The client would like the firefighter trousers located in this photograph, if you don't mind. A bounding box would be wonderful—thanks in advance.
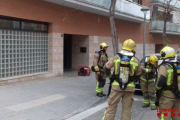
[141,81,156,106]
[95,72,106,94]
[158,95,180,120]
[102,89,134,120]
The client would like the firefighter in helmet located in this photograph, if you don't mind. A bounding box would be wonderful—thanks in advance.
[141,55,158,110]
[102,39,142,120]
[93,42,109,97]
[156,46,180,120]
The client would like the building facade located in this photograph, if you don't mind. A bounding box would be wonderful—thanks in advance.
[0,0,179,83]
[150,0,180,52]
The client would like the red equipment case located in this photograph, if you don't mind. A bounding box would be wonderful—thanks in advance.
[78,66,91,76]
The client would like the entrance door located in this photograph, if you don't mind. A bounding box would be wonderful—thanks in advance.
[155,44,164,53]
[63,34,72,69]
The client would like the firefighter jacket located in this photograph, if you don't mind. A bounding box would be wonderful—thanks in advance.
[93,51,108,72]
[140,64,157,83]
[105,55,142,92]
[156,63,177,98]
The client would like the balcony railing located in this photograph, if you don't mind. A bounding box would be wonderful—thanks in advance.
[44,0,150,23]
[151,0,180,9]
[78,0,150,20]
[150,21,180,35]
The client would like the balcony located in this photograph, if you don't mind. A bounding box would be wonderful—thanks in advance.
[151,0,180,10]
[150,21,180,35]
[44,0,150,23]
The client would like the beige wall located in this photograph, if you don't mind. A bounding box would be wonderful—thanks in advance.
[119,43,155,60]
[89,36,114,68]
[72,35,89,70]
[48,33,64,77]
[134,44,155,60]
[89,37,155,64]
[168,44,180,53]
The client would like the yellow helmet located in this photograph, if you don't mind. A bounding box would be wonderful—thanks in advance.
[100,42,109,50]
[160,46,176,60]
[122,39,136,52]
[148,55,158,65]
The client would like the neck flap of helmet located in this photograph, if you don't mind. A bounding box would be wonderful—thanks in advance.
[119,50,133,56]
[165,58,178,63]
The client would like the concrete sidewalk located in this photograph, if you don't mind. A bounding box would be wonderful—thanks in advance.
[83,98,159,120]
[67,93,159,120]
[0,73,109,120]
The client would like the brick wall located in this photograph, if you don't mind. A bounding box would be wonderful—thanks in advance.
[150,34,180,53]
[0,0,150,44]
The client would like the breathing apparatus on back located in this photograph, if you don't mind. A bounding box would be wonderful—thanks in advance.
[91,42,108,72]
[160,46,180,98]
[117,39,135,90]
[118,50,133,90]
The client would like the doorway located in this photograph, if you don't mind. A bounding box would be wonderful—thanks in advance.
[63,34,72,70]
[155,44,164,53]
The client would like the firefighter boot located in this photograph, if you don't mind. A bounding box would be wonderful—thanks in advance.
[142,100,150,107]
[151,102,157,110]
[97,93,103,98]
[101,93,106,96]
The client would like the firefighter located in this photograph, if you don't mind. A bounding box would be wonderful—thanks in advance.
[140,55,158,110]
[177,51,180,62]
[93,42,109,97]
[156,46,180,120]
[102,39,142,120]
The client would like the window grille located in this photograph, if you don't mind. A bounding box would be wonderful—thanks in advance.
[0,30,48,79]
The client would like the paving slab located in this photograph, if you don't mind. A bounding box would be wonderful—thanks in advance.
[0,72,108,120]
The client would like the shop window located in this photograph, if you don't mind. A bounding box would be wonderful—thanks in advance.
[22,22,48,32]
[0,19,20,29]
[0,17,48,32]
[0,30,49,79]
